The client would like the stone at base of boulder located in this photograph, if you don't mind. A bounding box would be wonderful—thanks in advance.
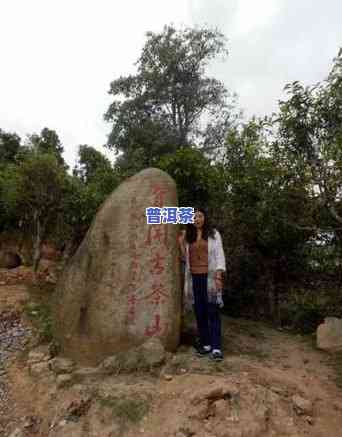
[100,338,166,374]
[140,338,166,367]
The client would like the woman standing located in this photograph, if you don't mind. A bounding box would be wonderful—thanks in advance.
[178,208,226,361]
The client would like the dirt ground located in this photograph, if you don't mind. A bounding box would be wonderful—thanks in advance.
[1,276,342,437]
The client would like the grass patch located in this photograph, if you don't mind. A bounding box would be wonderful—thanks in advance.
[23,301,54,343]
[191,359,235,376]
[23,282,58,347]
[99,395,150,425]
[164,353,190,374]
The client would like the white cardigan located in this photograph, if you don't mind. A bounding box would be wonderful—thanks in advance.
[183,229,226,310]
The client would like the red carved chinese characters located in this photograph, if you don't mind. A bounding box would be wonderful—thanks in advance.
[145,314,168,337]
[126,191,141,325]
[127,293,137,323]
[151,184,168,208]
[144,225,168,248]
[149,251,165,275]
[142,183,172,337]
[141,280,168,305]
[126,183,172,337]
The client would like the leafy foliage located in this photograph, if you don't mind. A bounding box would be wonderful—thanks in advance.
[0,129,21,164]
[104,25,233,170]
[156,147,220,207]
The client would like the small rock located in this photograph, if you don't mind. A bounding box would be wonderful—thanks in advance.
[177,426,196,437]
[28,350,48,363]
[292,394,313,416]
[57,374,73,389]
[65,396,92,420]
[49,357,75,374]
[72,367,103,383]
[140,338,166,367]
[100,355,120,374]
[8,428,25,437]
[305,415,314,425]
[46,273,57,284]
[23,415,41,433]
[282,364,291,370]
[29,362,51,377]
[164,374,173,381]
[270,385,288,397]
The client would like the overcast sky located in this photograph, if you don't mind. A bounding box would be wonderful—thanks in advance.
[1,0,342,168]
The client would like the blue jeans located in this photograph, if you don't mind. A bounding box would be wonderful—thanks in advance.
[192,273,222,350]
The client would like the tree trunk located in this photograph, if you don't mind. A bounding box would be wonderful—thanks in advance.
[335,230,342,282]
[273,287,281,327]
[33,210,42,272]
[60,239,74,269]
[267,269,281,326]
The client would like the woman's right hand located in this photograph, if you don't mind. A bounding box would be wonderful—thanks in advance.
[214,270,224,291]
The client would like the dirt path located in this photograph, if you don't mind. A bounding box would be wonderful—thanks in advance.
[1,282,342,437]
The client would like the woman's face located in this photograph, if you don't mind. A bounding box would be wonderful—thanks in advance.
[194,210,205,229]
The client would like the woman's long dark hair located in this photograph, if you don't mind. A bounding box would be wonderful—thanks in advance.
[185,207,216,244]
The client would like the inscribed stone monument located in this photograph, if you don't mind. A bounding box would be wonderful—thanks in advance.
[54,168,181,365]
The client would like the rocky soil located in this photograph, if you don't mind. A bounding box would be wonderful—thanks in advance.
[1,268,342,437]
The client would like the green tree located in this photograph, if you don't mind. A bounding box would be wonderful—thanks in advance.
[0,129,21,165]
[28,127,66,167]
[221,120,315,322]
[2,152,68,270]
[104,25,232,169]
[274,48,342,233]
[73,145,113,183]
[156,147,221,208]
[55,145,121,252]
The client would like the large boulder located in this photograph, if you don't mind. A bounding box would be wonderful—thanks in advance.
[317,317,342,352]
[54,168,181,366]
